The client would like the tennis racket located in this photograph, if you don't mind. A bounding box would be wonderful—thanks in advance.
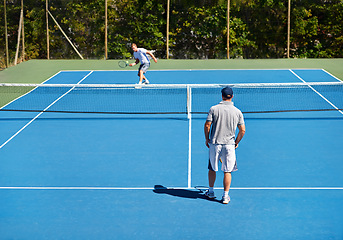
[194,186,208,193]
[118,60,129,68]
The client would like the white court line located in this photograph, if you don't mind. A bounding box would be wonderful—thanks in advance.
[0,71,93,149]
[187,117,192,188]
[58,68,325,72]
[0,186,342,190]
[187,86,192,188]
[289,69,343,115]
[321,69,343,82]
[0,71,62,110]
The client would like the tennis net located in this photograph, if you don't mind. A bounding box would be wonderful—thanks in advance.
[1,82,343,115]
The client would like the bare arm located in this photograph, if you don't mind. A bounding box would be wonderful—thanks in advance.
[235,124,246,149]
[129,58,140,67]
[146,51,158,63]
[204,121,212,148]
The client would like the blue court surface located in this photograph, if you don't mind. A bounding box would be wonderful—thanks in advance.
[1,69,343,239]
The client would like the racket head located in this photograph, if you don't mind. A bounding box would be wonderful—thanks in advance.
[194,186,208,193]
[118,60,128,68]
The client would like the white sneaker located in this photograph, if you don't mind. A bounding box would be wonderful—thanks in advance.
[135,82,143,89]
[143,79,150,84]
[204,190,215,199]
[222,195,230,204]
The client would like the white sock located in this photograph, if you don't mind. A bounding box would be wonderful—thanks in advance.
[209,187,214,193]
[223,191,229,197]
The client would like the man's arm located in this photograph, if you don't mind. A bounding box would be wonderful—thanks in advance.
[235,124,246,149]
[204,121,212,148]
[147,51,158,63]
[129,58,140,67]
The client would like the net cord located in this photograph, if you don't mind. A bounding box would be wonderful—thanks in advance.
[1,81,342,88]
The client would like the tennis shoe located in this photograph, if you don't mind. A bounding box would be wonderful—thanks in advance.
[135,83,143,89]
[222,195,230,204]
[204,190,216,199]
[143,79,150,84]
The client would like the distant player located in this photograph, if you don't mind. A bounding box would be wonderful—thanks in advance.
[129,43,157,85]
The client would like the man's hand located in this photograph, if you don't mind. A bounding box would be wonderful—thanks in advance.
[205,139,210,148]
[129,59,139,67]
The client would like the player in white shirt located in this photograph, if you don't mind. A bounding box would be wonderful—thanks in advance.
[129,43,158,85]
[204,87,246,204]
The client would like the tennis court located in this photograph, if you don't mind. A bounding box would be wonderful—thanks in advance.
[1,68,343,239]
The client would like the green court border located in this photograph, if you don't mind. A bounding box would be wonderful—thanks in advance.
[0,59,342,84]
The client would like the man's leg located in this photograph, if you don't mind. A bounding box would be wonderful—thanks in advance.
[208,170,216,188]
[223,172,232,192]
[138,63,150,84]
[221,172,232,203]
[138,70,144,84]
[205,144,219,199]
[205,169,216,199]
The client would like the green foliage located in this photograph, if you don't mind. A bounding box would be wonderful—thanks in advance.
[232,0,288,58]
[170,5,227,58]
[229,17,257,58]
[0,0,342,62]
[291,0,343,58]
[107,0,165,59]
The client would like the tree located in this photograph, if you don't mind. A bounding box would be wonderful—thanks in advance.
[108,0,165,59]
[1,0,342,62]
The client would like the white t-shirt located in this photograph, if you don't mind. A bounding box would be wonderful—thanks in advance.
[133,48,150,64]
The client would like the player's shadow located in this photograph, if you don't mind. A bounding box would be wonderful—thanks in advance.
[153,185,221,203]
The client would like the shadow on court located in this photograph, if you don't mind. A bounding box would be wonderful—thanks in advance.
[153,185,222,203]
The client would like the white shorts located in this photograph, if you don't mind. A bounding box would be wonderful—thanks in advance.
[138,63,150,73]
[209,144,237,173]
